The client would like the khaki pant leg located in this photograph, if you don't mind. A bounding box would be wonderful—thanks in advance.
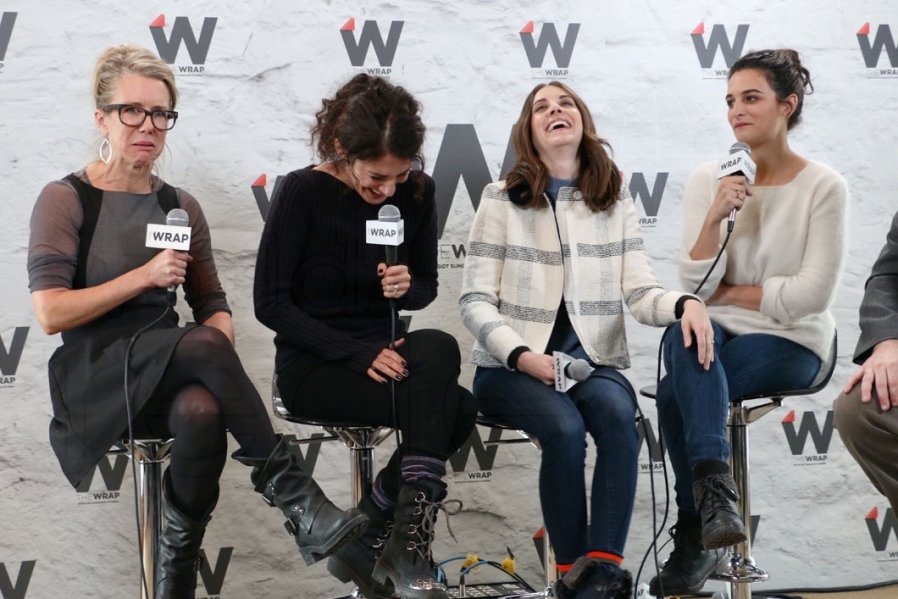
[834,385,898,512]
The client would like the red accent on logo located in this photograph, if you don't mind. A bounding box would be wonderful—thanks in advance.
[150,14,166,28]
[691,22,705,35]
[858,22,871,35]
[521,21,535,34]
[252,174,267,187]
[867,507,879,520]
[782,410,796,424]
[341,18,355,31]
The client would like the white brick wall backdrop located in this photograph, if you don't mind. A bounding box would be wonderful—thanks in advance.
[2,1,897,597]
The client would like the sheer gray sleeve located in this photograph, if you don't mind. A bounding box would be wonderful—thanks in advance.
[177,189,231,323]
[27,179,82,292]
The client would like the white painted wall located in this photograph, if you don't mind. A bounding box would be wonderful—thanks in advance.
[2,1,897,597]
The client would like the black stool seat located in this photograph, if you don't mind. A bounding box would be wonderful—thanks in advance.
[270,374,393,508]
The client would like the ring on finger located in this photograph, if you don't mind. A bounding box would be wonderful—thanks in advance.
[393,283,399,293]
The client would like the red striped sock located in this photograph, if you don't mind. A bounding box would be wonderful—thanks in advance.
[587,550,623,566]
[556,562,574,573]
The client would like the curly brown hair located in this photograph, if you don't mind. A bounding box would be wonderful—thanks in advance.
[311,73,426,166]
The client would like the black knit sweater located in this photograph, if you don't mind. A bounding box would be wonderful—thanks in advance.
[254,166,438,375]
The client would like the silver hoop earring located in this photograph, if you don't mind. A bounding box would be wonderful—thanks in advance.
[98,138,112,164]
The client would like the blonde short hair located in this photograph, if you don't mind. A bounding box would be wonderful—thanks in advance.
[92,45,178,109]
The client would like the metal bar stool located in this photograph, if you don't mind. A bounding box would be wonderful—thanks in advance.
[270,376,394,506]
[108,437,174,599]
[640,332,837,599]
[476,414,557,598]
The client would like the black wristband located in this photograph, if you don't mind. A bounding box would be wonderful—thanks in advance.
[675,295,700,319]
[507,346,530,370]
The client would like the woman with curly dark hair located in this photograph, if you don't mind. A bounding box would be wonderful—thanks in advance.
[254,73,476,599]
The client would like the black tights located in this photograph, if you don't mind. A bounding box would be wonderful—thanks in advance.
[131,326,277,519]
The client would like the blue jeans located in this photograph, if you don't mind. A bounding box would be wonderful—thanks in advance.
[656,321,821,512]
[473,332,638,563]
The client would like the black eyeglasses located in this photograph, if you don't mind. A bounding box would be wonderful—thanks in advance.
[102,104,179,131]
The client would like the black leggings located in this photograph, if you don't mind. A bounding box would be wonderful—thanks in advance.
[131,326,277,519]
[278,329,477,502]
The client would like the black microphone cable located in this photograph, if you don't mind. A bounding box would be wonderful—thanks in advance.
[636,237,730,599]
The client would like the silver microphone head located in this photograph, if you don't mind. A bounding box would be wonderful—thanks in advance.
[377,204,401,223]
[729,141,751,156]
[567,359,592,382]
[166,208,189,227]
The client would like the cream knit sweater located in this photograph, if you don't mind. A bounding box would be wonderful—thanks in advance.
[679,160,848,362]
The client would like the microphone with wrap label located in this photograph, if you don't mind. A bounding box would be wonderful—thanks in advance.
[376,204,402,266]
[553,351,593,392]
[159,208,190,306]
[717,141,757,231]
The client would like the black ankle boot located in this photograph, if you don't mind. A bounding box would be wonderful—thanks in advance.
[233,435,369,565]
[372,478,461,599]
[692,461,746,550]
[555,557,632,599]
[327,494,395,599]
[155,470,218,599]
[648,512,727,597]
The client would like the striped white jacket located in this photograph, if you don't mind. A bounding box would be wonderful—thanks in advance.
[459,181,692,369]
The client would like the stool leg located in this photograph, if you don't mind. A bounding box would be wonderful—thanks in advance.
[127,440,173,599]
[348,444,376,506]
[711,407,768,596]
[544,528,557,588]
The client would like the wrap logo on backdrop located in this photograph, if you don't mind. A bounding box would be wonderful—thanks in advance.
[251,174,285,222]
[857,23,898,78]
[197,547,233,599]
[691,22,750,79]
[75,454,128,504]
[781,409,834,466]
[636,418,663,473]
[0,11,16,73]
[0,327,29,388]
[448,427,503,484]
[519,21,580,79]
[0,560,35,599]
[865,507,898,559]
[149,14,217,75]
[628,172,668,228]
[340,18,403,76]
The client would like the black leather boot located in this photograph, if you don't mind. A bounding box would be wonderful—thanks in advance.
[233,435,369,565]
[327,494,395,599]
[155,470,218,599]
[554,557,632,599]
[372,478,461,599]
[692,461,746,550]
[648,512,727,597]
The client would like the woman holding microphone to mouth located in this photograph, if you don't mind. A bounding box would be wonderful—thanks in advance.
[651,49,848,597]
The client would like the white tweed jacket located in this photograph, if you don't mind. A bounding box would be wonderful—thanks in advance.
[459,181,692,369]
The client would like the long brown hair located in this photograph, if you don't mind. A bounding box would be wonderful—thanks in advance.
[504,81,620,212]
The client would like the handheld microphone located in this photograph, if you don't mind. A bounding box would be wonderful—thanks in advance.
[377,204,401,266]
[367,204,404,268]
[717,142,757,229]
[165,209,189,304]
[553,352,593,392]
[145,208,191,306]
